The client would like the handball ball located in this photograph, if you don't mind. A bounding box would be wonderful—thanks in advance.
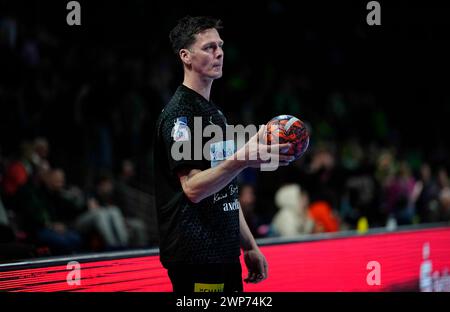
[264,115,310,160]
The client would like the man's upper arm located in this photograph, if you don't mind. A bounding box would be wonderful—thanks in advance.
[159,103,206,177]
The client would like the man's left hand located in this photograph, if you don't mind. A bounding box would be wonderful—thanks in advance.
[243,248,268,284]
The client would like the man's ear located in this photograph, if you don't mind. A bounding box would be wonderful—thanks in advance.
[180,49,191,66]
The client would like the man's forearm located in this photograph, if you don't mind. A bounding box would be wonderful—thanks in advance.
[239,208,259,251]
[181,158,246,203]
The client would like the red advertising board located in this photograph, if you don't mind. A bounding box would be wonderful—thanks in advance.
[243,227,450,291]
[1,227,449,292]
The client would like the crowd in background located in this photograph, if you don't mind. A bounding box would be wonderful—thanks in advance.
[1,1,449,260]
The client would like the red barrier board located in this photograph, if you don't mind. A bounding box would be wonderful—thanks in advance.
[1,227,449,292]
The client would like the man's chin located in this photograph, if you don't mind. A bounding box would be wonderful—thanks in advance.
[211,72,223,79]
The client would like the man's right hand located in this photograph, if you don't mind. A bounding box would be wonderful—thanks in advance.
[177,126,295,204]
[234,125,295,169]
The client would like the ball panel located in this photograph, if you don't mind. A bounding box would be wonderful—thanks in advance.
[265,114,310,160]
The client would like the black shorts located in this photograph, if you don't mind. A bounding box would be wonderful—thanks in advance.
[167,262,243,293]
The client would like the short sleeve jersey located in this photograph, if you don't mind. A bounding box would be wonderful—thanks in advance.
[153,85,240,268]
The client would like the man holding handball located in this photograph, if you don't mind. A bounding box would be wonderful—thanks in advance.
[153,16,300,292]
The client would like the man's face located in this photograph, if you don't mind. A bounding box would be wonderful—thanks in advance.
[184,28,224,79]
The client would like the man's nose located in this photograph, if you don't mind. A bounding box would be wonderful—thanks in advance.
[216,47,224,59]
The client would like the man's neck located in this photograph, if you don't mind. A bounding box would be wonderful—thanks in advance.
[183,74,213,101]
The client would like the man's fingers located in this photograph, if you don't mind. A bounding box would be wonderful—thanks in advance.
[260,143,292,154]
[257,258,267,282]
[262,259,269,280]
[245,272,258,283]
[261,155,295,162]
[278,154,296,162]
[257,258,265,276]
[245,259,267,284]
[257,125,267,143]
[278,143,292,154]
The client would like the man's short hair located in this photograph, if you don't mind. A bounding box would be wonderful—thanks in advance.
[169,16,222,54]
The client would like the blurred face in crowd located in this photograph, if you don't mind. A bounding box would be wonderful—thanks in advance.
[377,150,394,170]
[121,160,135,179]
[46,169,65,192]
[34,138,49,159]
[420,163,431,182]
[181,28,224,80]
[438,168,449,188]
[36,165,51,184]
[311,149,335,172]
[240,185,256,212]
[440,187,450,211]
[97,178,114,196]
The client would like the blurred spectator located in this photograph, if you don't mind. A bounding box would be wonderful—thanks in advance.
[115,159,153,247]
[115,160,150,246]
[375,149,397,187]
[271,184,315,237]
[438,187,450,222]
[308,200,340,233]
[304,144,343,210]
[31,137,51,173]
[437,167,449,189]
[113,163,149,247]
[383,161,417,225]
[340,158,381,230]
[239,183,266,238]
[117,159,140,190]
[0,196,8,227]
[2,142,34,198]
[415,163,440,223]
[436,167,450,222]
[0,195,15,243]
[76,173,130,249]
[19,169,83,255]
[1,194,37,261]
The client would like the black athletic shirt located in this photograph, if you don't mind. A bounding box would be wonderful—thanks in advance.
[153,84,240,268]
